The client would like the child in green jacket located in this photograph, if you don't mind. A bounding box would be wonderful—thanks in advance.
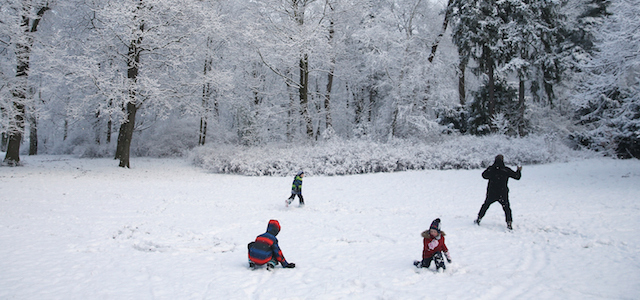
[286,171,304,207]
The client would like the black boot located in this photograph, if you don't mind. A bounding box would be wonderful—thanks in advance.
[266,262,275,271]
[413,260,422,268]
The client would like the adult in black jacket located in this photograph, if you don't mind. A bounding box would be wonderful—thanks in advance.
[474,154,522,230]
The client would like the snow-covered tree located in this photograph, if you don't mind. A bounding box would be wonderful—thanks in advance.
[337,0,457,140]
[451,0,506,121]
[450,0,566,136]
[53,0,214,167]
[195,1,237,146]
[572,0,640,158]
[248,0,328,141]
[500,0,564,135]
[387,0,444,139]
[0,0,50,164]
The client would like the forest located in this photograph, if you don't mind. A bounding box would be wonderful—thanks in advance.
[1,0,638,171]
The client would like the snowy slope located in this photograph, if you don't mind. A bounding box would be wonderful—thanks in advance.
[1,156,639,299]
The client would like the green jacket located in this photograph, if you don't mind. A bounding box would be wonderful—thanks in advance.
[291,174,303,194]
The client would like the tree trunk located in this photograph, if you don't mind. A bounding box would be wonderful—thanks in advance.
[355,90,365,125]
[27,89,40,154]
[458,60,466,106]
[428,0,454,63]
[292,1,313,139]
[286,76,297,142]
[299,53,313,138]
[355,87,369,137]
[325,10,335,131]
[63,119,68,141]
[94,111,101,144]
[325,66,334,130]
[544,81,554,108]
[115,99,140,169]
[116,102,137,168]
[107,119,112,144]
[1,133,7,152]
[115,118,126,160]
[4,3,31,165]
[25,6,48,156]
[199,115,208,146]
[4,102,24,165]
[486,49,495,118]
[199,81,210,146]
[115,9,143,168]
[518,78,526,136]
[28,112,37,155]
[5,65,27,164]
[391,103,399,138]
[6,4,49,162]
[344,82,352,139]
[106,100,113,144]
[199,37,215,146]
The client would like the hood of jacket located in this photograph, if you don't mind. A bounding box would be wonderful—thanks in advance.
[267,219,281,236]
[492,154,505,168]
[422,230,445,239]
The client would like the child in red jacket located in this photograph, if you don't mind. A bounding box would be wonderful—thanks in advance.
[414,218,452,271]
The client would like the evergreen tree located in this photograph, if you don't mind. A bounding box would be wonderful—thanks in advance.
[468,76,518,135]
[451,0,506,122]
[501,0,565,133]
[573,0,639,158]
[451,0,565,136]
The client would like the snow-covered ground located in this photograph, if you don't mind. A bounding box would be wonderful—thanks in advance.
[1,155,639,299]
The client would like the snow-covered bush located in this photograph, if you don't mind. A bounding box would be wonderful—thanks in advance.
[132,118,199,158]
[189,134,595,176]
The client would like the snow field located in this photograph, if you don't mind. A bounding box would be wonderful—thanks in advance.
[1,156,639,299]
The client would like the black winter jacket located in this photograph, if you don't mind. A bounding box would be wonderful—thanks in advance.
[482,162,521,200]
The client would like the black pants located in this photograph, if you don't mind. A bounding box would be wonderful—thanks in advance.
[478,196,512,222]
[288,193,304,205]
[421,252,445,270]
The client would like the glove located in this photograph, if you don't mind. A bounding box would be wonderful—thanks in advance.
[447,259,452,263]
[283,262,296,268]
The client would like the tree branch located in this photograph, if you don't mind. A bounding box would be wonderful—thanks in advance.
[257,49,301,89]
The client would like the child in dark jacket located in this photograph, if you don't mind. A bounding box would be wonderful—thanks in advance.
[414,218,452,271]
[248,219,295,270]
[286,171,304,207]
